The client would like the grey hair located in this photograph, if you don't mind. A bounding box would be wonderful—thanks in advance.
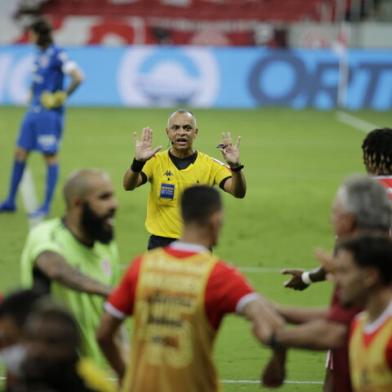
[337,174,391,232]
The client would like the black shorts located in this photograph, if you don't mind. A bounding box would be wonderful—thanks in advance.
[147,235,177,250]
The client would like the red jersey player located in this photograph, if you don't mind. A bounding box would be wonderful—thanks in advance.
[268,175,391,392]
[97,185,283,392]
[362,127,392,199]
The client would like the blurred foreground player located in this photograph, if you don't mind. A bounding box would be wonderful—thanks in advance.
[0,17,83,218]
[263,234,392,392]
[16,302,116,392]
[20,169,120,369]
[336,235,392,392]
[282,127,392,290]
[0,289,41,390]
[97,185,282,391]
[265,175,391,392]
[281,128,392,389]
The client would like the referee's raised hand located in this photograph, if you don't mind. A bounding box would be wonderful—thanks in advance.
[133,127,162,162]
[218,131,241,166]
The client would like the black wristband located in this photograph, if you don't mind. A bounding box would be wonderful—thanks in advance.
[130,158,145,172]
[230,164,244,172]
[267,333,282,349]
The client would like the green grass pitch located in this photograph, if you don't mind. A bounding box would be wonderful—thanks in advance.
[1,106,391,391]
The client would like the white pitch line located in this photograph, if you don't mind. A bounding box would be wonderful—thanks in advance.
[119,264,304,273]
[336,111,379,133]
[0,376,322,385]
[222,379,322,385]
[239,266,299,273]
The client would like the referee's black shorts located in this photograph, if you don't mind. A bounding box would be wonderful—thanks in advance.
[147,235,177,250]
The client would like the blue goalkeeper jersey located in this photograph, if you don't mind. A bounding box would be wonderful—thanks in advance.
[31,45,69,112]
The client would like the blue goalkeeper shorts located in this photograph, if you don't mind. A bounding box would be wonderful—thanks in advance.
[17,109,64,154]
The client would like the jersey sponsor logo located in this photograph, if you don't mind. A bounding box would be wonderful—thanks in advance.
[137,255,211,367]
[160,183,175,200]
[101,258,112,277]
[360,371,369,386]
[32,73,43,84]
[37,134,57,148]
[118,47,219,107]
[164,170,173,177]
[38,55,49,68]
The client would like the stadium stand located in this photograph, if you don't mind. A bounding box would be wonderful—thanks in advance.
[42,0,326,22]
[1,1,386,47]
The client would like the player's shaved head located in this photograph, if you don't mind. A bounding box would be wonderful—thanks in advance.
[63,169,109,208]
[167,109,197,129]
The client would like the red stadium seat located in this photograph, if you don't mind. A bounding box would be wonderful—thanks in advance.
[42,0,326,21]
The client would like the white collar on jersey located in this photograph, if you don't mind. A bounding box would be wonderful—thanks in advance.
[374,175,392,179]
[363,299,392,333]
[169,241,209,253]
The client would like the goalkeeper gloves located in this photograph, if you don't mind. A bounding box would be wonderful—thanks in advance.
[40,90,67,109]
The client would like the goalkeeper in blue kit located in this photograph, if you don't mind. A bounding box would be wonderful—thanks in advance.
[0,18,83,218]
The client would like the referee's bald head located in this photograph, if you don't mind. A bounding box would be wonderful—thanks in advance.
[167,109,197,129]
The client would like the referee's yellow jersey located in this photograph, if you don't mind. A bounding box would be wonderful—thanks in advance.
[142,150,231,238]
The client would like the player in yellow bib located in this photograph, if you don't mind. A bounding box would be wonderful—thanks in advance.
[97,186,283,392]
[123,109,247,249]
[334,234,392,392]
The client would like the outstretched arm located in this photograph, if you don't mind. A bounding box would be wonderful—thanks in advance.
[282,249,336,290]
[240,295,285,344]
[261,318,345,388]
[270,319,347,351]
[123,127,162,191]
[240,296,286,389]
[218,132,246,198]
[281,267,327,290]
[96,311,126,381]
[35,251,111,297]
[275,303,329,325]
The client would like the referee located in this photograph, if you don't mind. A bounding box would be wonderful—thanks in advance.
[123,109,247,249]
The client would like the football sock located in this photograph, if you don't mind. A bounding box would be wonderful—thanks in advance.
[5,160,26,206]
[42,163,59,211]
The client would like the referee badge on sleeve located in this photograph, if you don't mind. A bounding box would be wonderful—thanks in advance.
[160,183,175,200]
